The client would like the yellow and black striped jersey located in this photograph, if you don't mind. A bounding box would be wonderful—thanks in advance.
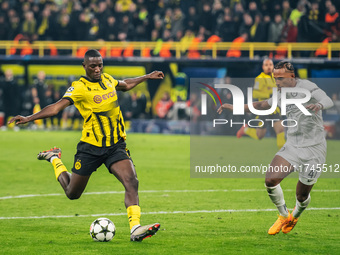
[63,73,126,147]
[252,72,276,101]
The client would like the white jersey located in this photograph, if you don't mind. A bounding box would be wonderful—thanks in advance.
[267,79,333,147]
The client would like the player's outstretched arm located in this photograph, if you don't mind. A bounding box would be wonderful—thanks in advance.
[8,98,71,125]
[217,100,270,114]
[116,71,164,92]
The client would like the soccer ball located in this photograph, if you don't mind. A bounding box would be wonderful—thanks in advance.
[89,218,116,242]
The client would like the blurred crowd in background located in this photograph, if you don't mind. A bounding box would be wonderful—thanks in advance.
[0,68,193,132]
[0,0,340,44]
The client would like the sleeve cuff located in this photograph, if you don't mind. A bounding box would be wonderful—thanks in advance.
[63,97,74,105]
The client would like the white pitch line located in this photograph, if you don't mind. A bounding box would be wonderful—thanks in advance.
[0,189,339,200]
[1,207,340,220]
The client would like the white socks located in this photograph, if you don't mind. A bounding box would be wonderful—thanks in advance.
[293,195,311,218]
[50,156,58,163]
[266,184,289,217]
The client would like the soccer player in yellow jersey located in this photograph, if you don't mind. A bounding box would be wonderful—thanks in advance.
[236,58,286,149]
[8,49,164,242]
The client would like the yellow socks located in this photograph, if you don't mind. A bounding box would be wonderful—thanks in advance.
[51,158,68,180]
[127,205,141,231]
[245,127,259,140]
[276,132,286,149]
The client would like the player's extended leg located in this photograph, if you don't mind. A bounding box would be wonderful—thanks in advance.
[282,181,313,234]
[265,155,294,235]
[37,147,90,200]
[273,121,285,150]
[109,159,160,241]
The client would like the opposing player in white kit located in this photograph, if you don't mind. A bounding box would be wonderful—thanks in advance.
[217,61,334,235]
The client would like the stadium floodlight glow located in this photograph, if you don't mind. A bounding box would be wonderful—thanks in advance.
[201,84,312,116]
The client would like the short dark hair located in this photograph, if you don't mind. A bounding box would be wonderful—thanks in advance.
[274,61,294,73]
[84,49,101,59]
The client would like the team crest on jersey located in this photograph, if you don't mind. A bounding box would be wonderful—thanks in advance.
[67,86,74,92]
[106,81,112,88]
[75,160,81,170]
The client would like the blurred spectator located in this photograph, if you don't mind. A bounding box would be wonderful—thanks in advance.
[95,1,112,27]
[31,71,47,109]
[37,8,53,40]
[99,15,118,41]
[219,14,236,42]
[21,11,36,40]
[119,15,134,41]
[248,1,260,20]
[238,13,253,36]
[185,6,199,33]
[87,18,100,41]
[171,7,184,38]
[200,3,214,35]
[325,4,339,32]
[56,14,71,41]
[0,14,9,40]
[249,14,267,42]
[124,92,147,120]
[308,1,321,22]
[8,12,20,40]
[290,1,305,26]
[268,14,285,43]
[281,0,292,22]
[155,91,173,119]
[280,19,298,42]
[326,93,340,115]
[0,69,20,125]
[212,0,224,33]
[163,8,172,31]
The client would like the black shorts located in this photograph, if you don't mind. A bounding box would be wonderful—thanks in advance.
[254,108,283,129]
[71,139,132,176]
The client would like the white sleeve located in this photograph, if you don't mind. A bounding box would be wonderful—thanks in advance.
[267,91,281,107]
[267,97,272,106]
[312,88,334,110]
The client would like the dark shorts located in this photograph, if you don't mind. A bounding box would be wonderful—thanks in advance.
[71,139,132,176]
[254,108,282,129]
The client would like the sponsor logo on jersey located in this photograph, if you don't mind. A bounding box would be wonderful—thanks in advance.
[67,86,74,92]
[93,91,117,104]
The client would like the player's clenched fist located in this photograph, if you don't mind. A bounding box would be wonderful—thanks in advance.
[147,71,164,79]
[217,104,233,114]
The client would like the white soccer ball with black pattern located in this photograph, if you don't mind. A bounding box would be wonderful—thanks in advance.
[90,218,116,242]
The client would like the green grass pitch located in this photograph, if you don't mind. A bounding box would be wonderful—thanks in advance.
[0,131,339,255]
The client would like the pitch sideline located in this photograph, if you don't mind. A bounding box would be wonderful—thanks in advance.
[0,189,339,200]
[1,207,340,220]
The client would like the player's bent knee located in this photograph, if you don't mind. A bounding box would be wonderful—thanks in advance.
[66,191,82,200]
